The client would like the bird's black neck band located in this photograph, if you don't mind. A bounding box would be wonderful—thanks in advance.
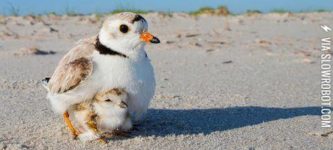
[95,36,128,58]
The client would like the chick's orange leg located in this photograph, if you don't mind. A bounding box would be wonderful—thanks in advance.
[63,111,79,139]
[87,115,107,143]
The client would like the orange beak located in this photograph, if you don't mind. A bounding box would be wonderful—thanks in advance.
[140,32,160,44]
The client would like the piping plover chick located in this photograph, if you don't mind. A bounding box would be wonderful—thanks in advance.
[72,88,132,142]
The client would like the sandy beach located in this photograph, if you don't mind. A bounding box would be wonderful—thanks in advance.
[0,12,332,149]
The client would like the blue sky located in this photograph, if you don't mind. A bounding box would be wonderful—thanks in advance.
[0,0,332,15]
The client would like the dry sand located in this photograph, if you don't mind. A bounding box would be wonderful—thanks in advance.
[0,12,332,149]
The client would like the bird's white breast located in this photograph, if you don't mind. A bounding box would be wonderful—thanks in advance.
[91,51,155,121]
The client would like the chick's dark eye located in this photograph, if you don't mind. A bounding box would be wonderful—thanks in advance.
[119,24,129,33]
[105,99,112,102]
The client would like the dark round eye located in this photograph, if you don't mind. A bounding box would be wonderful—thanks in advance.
[119,24,129,33]
[105,99,112,102]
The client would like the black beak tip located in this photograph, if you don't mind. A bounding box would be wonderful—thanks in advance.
[150,37,160,44]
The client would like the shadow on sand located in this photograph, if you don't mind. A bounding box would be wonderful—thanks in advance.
[132,106,321,137]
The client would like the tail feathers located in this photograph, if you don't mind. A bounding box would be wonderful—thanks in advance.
[41,77,50,91]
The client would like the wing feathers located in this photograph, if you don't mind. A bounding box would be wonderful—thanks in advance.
[49,57,93,93]
[48,36,96,94]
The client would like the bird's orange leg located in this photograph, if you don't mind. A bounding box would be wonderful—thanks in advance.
[63,111,80,139]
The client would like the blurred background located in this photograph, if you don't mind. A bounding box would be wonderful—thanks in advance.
[0,0,333,16]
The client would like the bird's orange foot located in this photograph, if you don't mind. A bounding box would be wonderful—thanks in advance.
[63,111,80,139]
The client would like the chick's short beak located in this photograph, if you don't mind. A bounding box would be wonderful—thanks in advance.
[119,101,128,108]
[140,32,160,44]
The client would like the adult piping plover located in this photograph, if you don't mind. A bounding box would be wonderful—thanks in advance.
[43,12,159,138]
[71,88,132,142]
